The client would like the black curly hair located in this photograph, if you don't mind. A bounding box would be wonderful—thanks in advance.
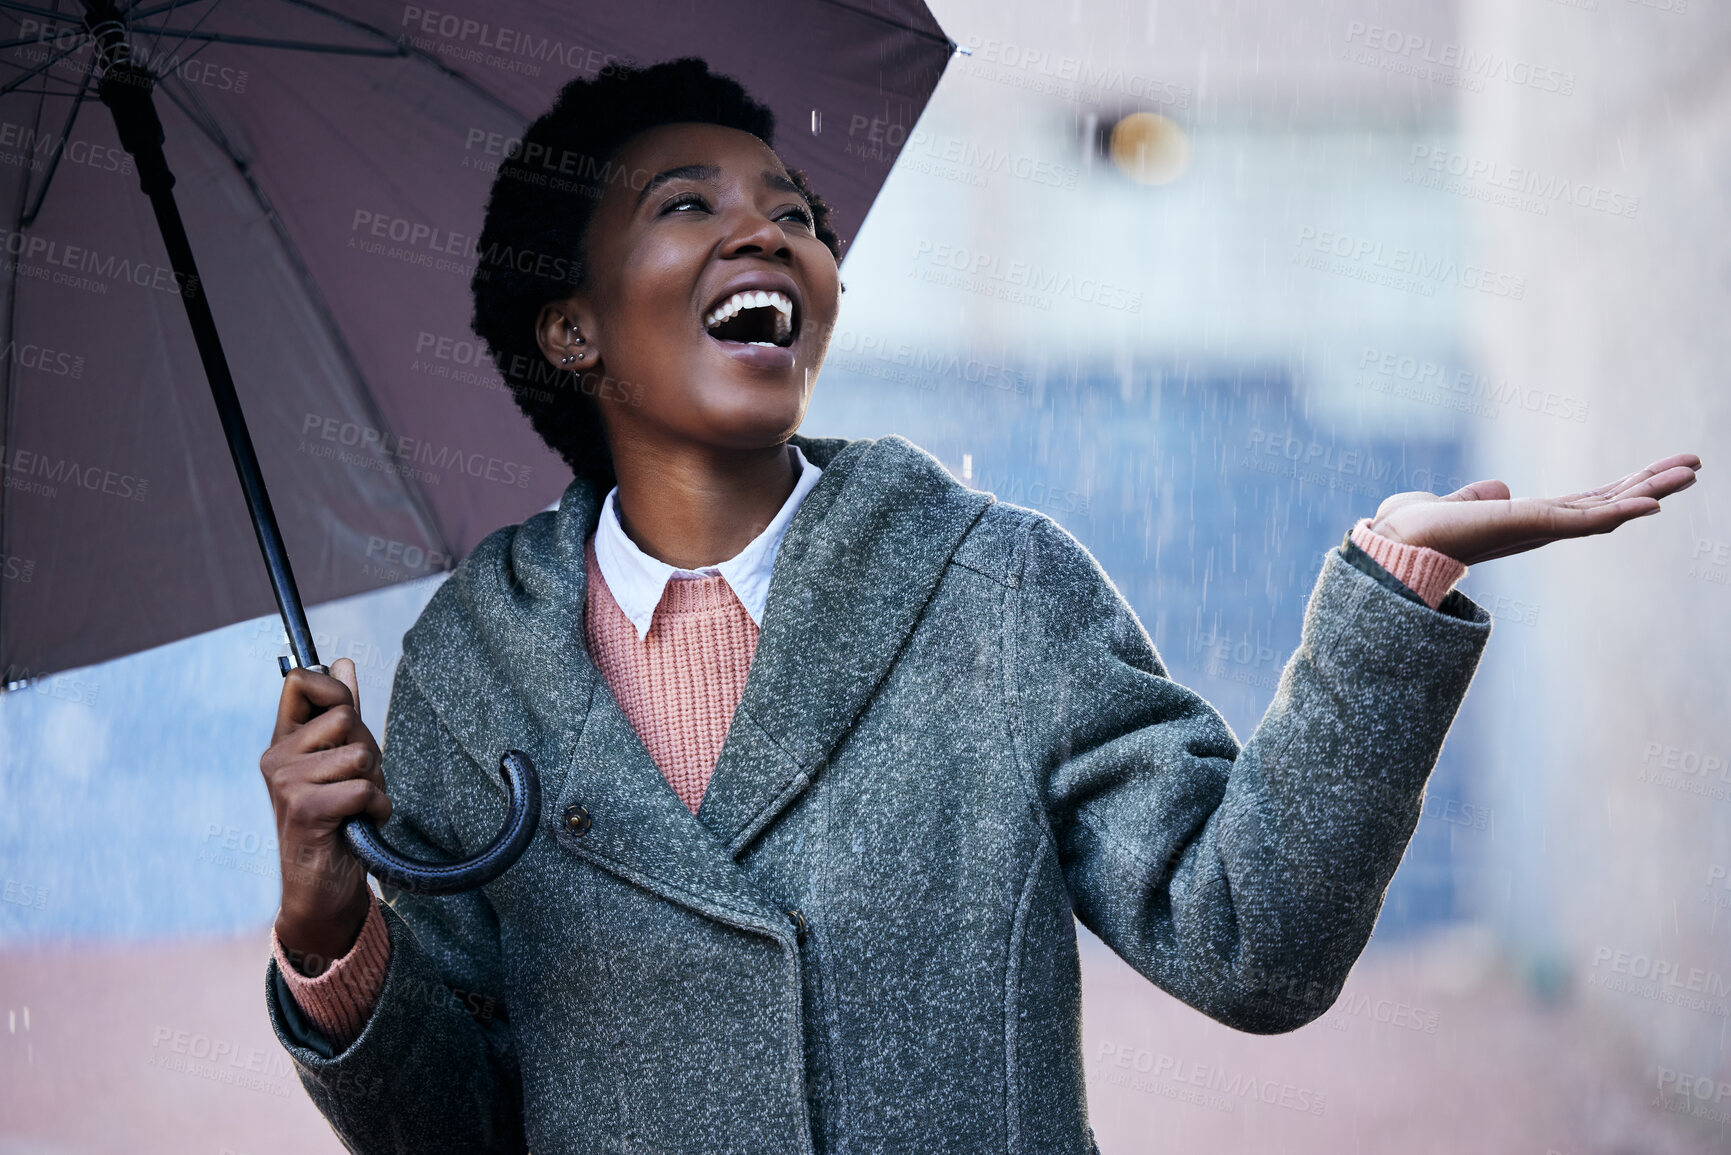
[469,57,843,491]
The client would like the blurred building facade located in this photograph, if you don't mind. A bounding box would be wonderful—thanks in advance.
[1460,0,1731,1099]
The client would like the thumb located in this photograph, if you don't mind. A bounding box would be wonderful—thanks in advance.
[331,656,361,718]
[1440,479,1511,503]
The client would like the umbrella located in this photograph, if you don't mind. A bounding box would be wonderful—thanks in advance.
[0,0,954,891]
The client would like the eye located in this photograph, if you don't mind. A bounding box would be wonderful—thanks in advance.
[777,204,815,229]
[661,192,709,214]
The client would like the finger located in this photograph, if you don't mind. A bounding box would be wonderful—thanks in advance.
[1527,460,1692,516]
[1642,451,1702,474]
[1586,455,1702,504]
[1597,464,1698,506]
[1541,497,1658,539]
[1368,492,1441,524]
[289,743,386,794]
[1556,457,1681,502]
[366,786,394,827]
[273,667,356,742]
[1452,493,1668,563]
[1443,482,1678,564]
[284,778,392,835]
[275,704,374,758]
[1553,468,1646,504]
[333,778,393,831]
[331,657,361,721]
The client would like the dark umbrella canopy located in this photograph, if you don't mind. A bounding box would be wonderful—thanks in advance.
[0,0,952,682]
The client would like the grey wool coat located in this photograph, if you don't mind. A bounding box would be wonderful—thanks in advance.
[264,432,1493,1154]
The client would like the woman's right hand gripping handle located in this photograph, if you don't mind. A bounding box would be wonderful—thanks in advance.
[260,656,392,978]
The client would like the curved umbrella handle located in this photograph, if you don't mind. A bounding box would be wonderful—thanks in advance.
[341,750,540,896]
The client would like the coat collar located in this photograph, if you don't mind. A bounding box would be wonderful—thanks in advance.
[400,433,995,924]
[592,441,823,639]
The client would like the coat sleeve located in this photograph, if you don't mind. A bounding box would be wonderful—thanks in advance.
[1006,512,1492,1034]
[263,660,527,1152]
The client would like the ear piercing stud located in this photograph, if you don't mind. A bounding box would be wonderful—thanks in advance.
[561,316,587,366]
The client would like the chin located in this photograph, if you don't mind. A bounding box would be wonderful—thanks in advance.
[724,419,807,452]
[682,399,806,452]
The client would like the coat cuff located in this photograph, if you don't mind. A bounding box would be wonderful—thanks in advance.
[1348,518,1467,610]
[270,891,392,1050]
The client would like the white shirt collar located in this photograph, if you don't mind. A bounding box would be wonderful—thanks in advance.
[592,444,822,641]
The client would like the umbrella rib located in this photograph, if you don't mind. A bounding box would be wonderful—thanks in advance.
[155,72,460,573]
[3,0,232,50]
[0,33,87,96]
[19,57,93,226]
[810,0,955,51]
[271,0,528,119]
[124,26,408,56]
[0,0,82,22]
[130,0,223,75]
[135,13,230,76]
[126,0,220,20]
[0,2,411,60]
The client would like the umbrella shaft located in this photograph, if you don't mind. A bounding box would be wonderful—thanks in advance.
[98,65,321,671]
[150,192,323,671]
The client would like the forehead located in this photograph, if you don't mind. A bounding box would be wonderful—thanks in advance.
[611,122,786,193]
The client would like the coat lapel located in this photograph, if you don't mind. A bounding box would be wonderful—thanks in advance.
[695,434,996,855]
[557,675,796,928]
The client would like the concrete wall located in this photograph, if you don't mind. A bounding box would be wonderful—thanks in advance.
[1458,0,1731,1097]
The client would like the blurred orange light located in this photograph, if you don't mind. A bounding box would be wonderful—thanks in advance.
[1108,111,1190,185]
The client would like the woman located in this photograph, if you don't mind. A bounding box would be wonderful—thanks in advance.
[259,58,1698,1154]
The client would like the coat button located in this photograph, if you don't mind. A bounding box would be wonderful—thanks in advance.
[787,908,808,944]
[562,804,591,836]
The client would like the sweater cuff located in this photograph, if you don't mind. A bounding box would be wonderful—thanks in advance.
[1349,518,1468,610]
[270,891,392,1050]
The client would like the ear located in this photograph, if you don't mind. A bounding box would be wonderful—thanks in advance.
[534,294,601,374]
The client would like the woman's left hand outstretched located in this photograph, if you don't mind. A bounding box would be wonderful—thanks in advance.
[1364,452,1701,565]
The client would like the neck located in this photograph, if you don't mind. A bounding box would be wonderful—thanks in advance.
[607,438,798,571]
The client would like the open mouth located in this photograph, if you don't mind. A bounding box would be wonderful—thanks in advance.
[703,289,797,348]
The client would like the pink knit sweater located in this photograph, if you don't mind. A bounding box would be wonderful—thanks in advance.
[581,535,761,812]
[270,519,1462,1046]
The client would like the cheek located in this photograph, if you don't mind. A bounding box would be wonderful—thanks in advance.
[804,250,843,319]
[620,258,686,320]
[602,250,697,355]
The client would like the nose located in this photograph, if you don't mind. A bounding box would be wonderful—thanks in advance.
[719,204,791,261]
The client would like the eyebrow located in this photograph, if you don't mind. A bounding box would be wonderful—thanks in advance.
[762,170,805,200]
[636,164,720,209]
[633,163,812,210]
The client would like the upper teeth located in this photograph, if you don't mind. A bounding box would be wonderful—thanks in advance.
[704,290,794,341]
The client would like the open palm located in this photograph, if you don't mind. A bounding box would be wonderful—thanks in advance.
[1367,453,1701,566]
